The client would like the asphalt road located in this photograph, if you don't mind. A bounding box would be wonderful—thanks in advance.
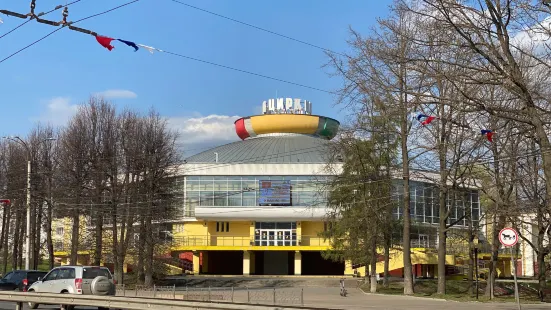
[0,303,102,309]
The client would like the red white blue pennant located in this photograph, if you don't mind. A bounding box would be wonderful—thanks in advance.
[417,113,494,142]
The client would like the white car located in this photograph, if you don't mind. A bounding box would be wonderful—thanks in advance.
[27,266,115,310]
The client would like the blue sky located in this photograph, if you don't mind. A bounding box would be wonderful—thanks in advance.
[1,0,392,154]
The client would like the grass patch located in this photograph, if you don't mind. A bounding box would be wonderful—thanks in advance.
[361,280,545,304]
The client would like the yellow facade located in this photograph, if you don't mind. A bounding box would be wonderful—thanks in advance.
[52,217,514,278]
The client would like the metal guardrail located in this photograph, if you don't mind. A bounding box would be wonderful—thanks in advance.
[0,291,316,310]
[116,284,304,305]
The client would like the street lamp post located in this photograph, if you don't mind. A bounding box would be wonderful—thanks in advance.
[473,236,480,300]
[3,136,55,270]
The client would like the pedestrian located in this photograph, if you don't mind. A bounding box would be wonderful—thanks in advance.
[340,278,347,297]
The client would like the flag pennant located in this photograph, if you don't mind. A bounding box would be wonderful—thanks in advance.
[416,114,436,125]
[416,114,429,121]
[481,129,494,142]
[137,44,159,54]
[95,35,115,51]
[117,39,138,52]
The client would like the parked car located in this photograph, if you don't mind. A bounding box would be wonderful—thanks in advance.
[0,270,47,292]
[27,266,115,310]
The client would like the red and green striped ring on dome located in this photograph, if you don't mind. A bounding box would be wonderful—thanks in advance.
[234,114,340,140]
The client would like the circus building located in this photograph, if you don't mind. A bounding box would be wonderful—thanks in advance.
[172,98,502,279]
[173,98,345,275]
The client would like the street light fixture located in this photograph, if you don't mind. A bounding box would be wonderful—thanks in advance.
[2,136,56,270]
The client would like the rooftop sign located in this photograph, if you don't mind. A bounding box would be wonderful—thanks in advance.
[262,98,312,115]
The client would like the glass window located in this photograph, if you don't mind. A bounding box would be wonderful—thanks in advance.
[228,181,242,191]
[213,180,228,191]
[43,269,59,281]
[186,191,199,207]
[243,191,256,206]
[83,267,111,279]
[199,192,213,206]
[186,181,200,191]
[200,180,213,191]
[28,272,46,282]
[57,268,75,280]
[213,191,227,206]
[228,191,241,206]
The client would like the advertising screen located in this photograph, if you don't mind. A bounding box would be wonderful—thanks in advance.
[258,180,291,206]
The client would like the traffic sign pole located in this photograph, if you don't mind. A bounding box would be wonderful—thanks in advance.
[499,227,521,310]
[511,247,521,310]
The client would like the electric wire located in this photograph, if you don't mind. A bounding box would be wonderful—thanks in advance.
[0,0,140,64]
[0,0,83,39]
[167,0,346,57]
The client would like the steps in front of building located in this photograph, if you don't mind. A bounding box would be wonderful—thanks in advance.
[161,276,360,288]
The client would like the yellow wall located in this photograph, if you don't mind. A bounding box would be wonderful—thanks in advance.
[301,221,324,236]
[207,221,250,235]
[183,221,208,235]
[300,221,328,246]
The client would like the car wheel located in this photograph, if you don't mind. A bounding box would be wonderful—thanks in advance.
[27,290,39,309]
[28,302,39,309]
[60,291,74,310]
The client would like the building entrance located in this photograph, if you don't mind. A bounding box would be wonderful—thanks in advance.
[254,222,297,246]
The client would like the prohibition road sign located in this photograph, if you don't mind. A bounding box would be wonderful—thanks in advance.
[499,227,518,247]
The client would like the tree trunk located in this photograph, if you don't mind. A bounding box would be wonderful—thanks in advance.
[17,220,24,269]
[136,217,146,285]
[34,201,43,269]
[485,214,503,298]
[437,187,448,295]
[401,140,414,295]
[144,216,154,287]
[70,197,80,265]
[370,237,378,293]
[46,200,54,270]
[112,203,121,284]
[12,207,21,270]
[2,203,10,273]
[538,250,546,300]
[0,201,7,272]
[467,241,474,295]
[94,209,103,266]
[383,233,390,288]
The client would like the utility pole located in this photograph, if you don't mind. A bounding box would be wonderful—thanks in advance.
[2,136,55,270]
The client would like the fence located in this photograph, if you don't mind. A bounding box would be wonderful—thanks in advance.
[116,284,304,306]
[172,235,329,248]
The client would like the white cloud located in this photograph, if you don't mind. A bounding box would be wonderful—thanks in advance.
[31,97,79,126]
[167,114,241,155]
[94,89,137,99]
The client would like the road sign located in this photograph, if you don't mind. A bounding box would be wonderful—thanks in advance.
[499,227,518,247]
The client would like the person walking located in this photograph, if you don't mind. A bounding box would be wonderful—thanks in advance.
[340,278,347,297]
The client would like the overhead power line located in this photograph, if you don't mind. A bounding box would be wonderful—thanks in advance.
[0,0,140,64]
[167,0,346,57]
[162,50,333,93]
[0,0,84,40]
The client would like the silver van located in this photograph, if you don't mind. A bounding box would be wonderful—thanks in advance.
[27,266,115,310]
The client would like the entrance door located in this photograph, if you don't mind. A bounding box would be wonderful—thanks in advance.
[254,222,297,246]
